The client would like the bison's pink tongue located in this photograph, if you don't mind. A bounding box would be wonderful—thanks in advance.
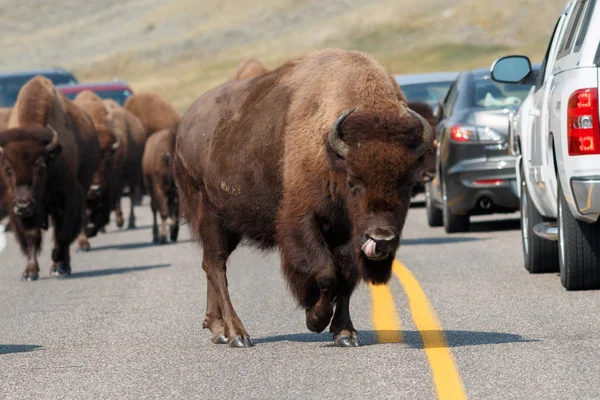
[361,238,378,258]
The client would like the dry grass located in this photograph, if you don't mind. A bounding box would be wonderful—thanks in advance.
[0,0,566,112]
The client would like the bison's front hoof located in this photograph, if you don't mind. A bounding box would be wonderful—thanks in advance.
[78,240,91,252]
[170,226,179,242]
[127,220,136,230]
[334,332,360,347]
[228,335,253,348]
[159,236,168,245]
[21,271,39,282]
[211,334,228,345]
[51,263,71,277]
[305,309,332,334]
[116,216,124,229]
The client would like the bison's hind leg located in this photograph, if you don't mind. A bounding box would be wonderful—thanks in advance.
[196,193,249,347]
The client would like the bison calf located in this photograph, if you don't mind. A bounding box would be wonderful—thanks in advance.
[142,128,179,244]
[175,49,432,347]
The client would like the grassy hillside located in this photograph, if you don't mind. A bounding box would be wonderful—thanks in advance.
[0,0,566,111]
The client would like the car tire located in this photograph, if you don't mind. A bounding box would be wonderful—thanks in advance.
[442,178,470,233]
[520,167,558,273]
[425,181,443,227]
[558,179,600,290]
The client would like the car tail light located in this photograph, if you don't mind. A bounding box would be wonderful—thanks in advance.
[473,179,504,186]
[567,88,600,155]
[450,124,503,143]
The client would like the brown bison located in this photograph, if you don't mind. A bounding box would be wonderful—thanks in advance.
[389,75,408,103]
[123,92,180,137]
[230,58,270,81]
[104,99,147,230]
[0,76,100,280]
[174,49,433,347]
[74,93,147,250]
[142,128,179,244]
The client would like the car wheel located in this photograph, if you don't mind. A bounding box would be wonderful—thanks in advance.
[520,167,558,273]
[558,179,600,290]
[442,178,470,233]
[425,181,443,227]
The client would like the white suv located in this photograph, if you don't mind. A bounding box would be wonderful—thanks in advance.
[490,0,600,290]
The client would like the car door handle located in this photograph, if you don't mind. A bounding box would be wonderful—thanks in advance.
[529,109,541,117]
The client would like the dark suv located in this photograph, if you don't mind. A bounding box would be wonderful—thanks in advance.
[425,66,538,233]
[0,68,78,107]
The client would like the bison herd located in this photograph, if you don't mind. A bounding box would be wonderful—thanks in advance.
[0,49,435,348]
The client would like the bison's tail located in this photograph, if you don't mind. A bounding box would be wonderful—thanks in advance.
[173,150,204,244]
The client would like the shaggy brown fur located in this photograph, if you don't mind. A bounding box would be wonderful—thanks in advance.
[0,76,101,280]
[175,48,432,347]
[389,75,408,103]
[123,92,180,137]
[230,58,271,81]
[142,128,179,244]
[0,107,11,130]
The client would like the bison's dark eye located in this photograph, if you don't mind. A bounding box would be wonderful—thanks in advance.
[3,167,12,177]
[347,178,355,189]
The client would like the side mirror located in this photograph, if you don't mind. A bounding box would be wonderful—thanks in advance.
[490,55,533,84]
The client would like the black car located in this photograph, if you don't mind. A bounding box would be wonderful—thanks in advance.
[425,66,538,233]
[0,68,78,107]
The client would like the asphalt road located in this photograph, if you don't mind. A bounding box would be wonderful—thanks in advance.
[1,196,600,399]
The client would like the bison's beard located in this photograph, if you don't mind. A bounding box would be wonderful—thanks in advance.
[359,251,395,285]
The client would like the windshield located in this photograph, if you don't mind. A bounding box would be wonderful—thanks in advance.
[0,73,77,107]
[63,89,132,105]
[399,81,454,108]
[472,78,532,109]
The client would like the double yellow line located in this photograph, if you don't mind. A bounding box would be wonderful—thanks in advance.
[369,260,466,400]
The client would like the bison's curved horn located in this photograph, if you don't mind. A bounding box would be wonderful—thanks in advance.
[406,108,433,157]
[111,137,120,151]
[45,125,59,152]
[328,107,356,159]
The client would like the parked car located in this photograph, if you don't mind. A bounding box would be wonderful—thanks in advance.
[394,72,458,115]
[425,65,539,233]
[0,67,78,107]
[490,0,600,290]
[55,80,134,105]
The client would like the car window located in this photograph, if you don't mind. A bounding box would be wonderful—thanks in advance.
[96,90,132,105]
[0,73,77,107]
[536,17,562,89]
[557,0,587,59]
[443,80,459,117]
[574,0,596,52]
[400,81,454,109]
[472,78,533,109]
[0,76,32,107]
[43,73,77,86]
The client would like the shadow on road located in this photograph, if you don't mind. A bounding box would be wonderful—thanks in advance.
[100,224,154,234]
[401,237,482,246]
[469,218,521,233]
[410,200,425,208]
[68,263,171,279]
[87,239,193,252]
[253,329,535,348]
[0,344,42,355]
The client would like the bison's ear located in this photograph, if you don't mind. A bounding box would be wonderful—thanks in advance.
[161,152,171,164]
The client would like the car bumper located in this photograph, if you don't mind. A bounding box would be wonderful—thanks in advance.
[570,177,600,222]
[446,157,519,215]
